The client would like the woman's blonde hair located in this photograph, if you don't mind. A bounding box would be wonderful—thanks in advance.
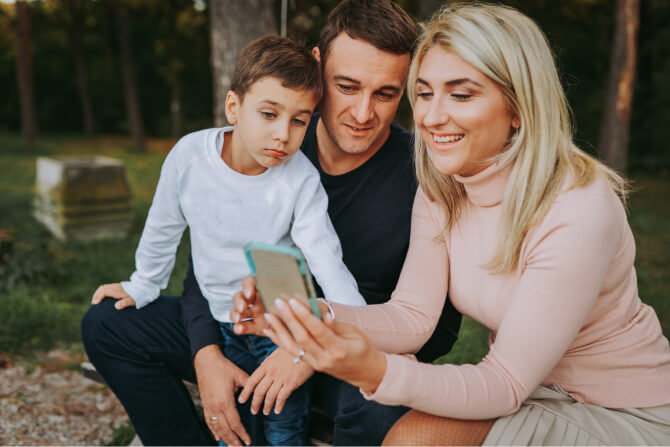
[408,3,628,272]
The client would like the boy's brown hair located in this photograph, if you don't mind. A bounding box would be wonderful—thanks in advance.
[231,35,322,101]
[318,0,416,69]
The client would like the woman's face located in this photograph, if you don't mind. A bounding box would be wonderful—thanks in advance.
[413,46,517,177]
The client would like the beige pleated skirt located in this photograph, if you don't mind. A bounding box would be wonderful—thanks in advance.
[484,385,670,446]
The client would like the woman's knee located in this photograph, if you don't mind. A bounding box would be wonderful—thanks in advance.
[383,409,495,446]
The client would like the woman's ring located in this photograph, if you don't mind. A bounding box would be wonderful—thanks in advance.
[293,349,305,365]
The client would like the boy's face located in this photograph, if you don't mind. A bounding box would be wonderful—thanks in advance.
[225,77,318,175]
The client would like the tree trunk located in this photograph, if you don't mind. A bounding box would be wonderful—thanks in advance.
[170,60,182,138]
[14,0,37,145]
[209,0,277,127]
[598,0,640,173]
[112,0,145,151]
[67,1,95,135]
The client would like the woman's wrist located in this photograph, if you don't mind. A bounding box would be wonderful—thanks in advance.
[359,348,388,395]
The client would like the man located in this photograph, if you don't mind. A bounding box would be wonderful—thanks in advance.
[82,1,461,445]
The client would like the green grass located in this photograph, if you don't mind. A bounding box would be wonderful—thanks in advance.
[0,133,190,353]
[0,133,668,366]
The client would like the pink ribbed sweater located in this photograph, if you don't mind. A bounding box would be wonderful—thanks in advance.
[334,162,670,419]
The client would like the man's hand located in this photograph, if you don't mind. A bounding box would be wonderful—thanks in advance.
[91,283,136,310]
[238,348,314,416]
[194,345,251,446]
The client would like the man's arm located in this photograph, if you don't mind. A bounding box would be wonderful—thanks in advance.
[181,255,223,358]
[181,256,251,446]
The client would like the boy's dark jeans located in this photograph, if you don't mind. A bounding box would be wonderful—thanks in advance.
[81,295,407,445]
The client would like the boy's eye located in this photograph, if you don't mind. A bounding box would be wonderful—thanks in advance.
[261,111,276,119]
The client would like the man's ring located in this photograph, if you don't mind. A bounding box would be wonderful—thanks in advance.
[210,416,217,421]
[293,349,305,365]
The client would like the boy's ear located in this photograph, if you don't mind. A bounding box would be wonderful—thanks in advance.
[312,46,321,64]
[225,90,239,125]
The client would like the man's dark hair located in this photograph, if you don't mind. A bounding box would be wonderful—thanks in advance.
[231,35,322,101]
[318,0,416,68]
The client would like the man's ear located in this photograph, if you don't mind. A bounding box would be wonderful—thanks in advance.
[312,46,321,64]
[225,90,239,125]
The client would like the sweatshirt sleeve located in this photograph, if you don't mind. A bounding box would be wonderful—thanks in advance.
[362,186,623,419]
[331,188,449,353]
[121,148,188,308]
[290,169,366,307]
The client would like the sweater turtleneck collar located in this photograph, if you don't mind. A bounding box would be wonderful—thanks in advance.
[453,161,514,208]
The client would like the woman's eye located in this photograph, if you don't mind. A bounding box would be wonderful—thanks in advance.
[292,118,306,126]
[416,92,433,100]
[451,94,472,101]
[261,111,276,119]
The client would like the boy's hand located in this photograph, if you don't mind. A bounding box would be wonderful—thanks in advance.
[194,345,251,446]
[238,347,313,416]
[230,277,268,336]
[92,283,136,310]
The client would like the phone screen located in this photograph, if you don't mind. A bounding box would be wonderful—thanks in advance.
[245,243,321,319]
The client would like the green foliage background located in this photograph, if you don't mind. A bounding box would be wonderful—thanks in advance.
[0,1,669,362]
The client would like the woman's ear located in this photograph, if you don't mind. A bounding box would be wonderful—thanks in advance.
[225,90,240,125]
[312,46,321,64]
[512,116,520,129]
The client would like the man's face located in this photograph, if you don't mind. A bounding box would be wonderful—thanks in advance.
[317,33,410,157]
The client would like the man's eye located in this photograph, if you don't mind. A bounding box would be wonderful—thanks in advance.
[376,91,396,101]
[338,84,356,93]
[261,111,276,119]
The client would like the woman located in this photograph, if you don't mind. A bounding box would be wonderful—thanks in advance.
[232,4,670,445]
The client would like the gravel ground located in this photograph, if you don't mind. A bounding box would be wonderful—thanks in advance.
[0,350,129,446]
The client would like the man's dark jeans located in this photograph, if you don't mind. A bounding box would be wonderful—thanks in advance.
[81,296,407,445]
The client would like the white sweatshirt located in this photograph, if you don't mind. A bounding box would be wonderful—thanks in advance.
[121,127,365,322]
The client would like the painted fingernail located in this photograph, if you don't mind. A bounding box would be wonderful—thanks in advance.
[274,298,286,309]
[263,313,272,323]
[289,298,301,309]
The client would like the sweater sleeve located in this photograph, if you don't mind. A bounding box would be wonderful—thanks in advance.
[121,148,188,308]
[363,187,623,419]
[331,188,449,354]
[290,169,366,307]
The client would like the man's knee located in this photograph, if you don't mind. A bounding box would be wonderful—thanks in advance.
[81,298,118,354]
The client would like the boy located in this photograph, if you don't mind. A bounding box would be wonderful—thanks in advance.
[91,36,365,445]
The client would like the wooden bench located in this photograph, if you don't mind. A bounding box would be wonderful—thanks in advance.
[81,362,333,446]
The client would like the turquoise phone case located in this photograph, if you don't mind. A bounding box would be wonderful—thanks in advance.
[244,241,321,319]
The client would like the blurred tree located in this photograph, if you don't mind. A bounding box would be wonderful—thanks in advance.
[598,0,640,173]
[59,0,95,135]
[110,0,145,151]
[14,0,37,145]
[209,0,277,126]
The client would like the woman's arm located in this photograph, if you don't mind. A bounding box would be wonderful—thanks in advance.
[366,186,623,419]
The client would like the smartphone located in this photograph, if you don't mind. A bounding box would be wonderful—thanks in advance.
[244,242,321,319]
